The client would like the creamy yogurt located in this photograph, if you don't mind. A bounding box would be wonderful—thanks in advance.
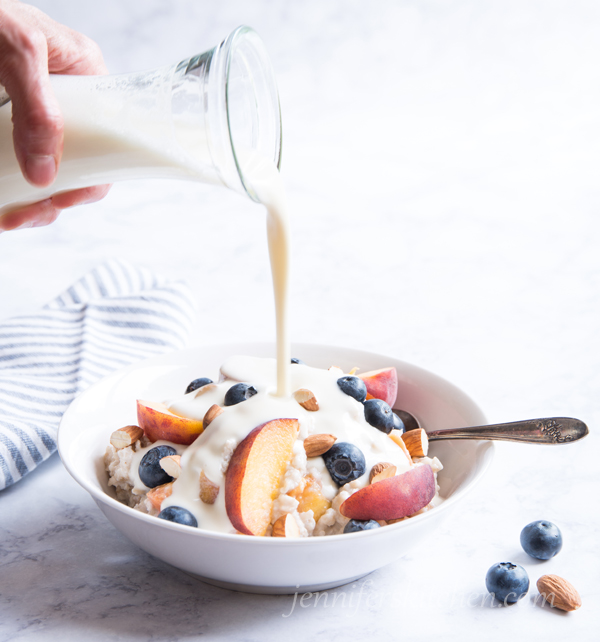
[122,356,415,534]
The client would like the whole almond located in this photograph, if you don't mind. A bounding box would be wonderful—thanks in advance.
[160,455,182,479]
[203,404,224,429]
[272,513,301,538]
[401,428,429,458]
[369,462,397,484]
[304,434,336,458]
[110,425,144,450]
[199,471,220,504]
[536,574,582,611]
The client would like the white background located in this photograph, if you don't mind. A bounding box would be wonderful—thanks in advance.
[1,1,599,640]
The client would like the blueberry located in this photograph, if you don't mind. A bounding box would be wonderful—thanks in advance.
[322,442,366,486]
[485,562,529,604]
[364,398,394,433]
[224,383,258,406]
[392,411,405,432]
[520,520,563,560]
[139,445,177,488]
[291,357,305,365]
[185,377,213,394]
[337,376,367,403]
[343,519,381,534]
[158,506,198,527]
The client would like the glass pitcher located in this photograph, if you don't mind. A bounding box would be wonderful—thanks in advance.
[0,25,281,215]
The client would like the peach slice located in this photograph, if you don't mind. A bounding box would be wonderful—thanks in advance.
[288,475,331,522]
[137,399,204,445]
[146,482,173,512]
[225,418,299,536]
[339,464,435,521]
[358,367,398,407]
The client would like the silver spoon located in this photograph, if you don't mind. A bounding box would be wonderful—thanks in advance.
[393,410,589,445]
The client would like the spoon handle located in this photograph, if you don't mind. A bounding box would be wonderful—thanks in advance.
[426,417,589,444]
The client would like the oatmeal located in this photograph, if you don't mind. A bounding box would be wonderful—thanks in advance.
[104,356,442,536]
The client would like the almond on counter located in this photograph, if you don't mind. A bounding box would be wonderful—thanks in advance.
[537,574,582,612]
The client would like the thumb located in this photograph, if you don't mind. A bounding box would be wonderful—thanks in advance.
[0,11,63,187]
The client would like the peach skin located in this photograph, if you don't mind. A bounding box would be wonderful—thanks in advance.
[225,418,299,536]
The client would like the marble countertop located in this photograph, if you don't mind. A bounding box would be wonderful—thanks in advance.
[1,1,599,640]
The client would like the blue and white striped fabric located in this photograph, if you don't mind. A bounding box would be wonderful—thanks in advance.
[0,259,197,490]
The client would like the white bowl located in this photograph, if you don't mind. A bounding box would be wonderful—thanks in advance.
[58,342,493,594]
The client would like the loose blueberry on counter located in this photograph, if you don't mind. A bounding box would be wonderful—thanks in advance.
[158,506,198,527]
[344,519,381,534]
[139,445,177,488]
[520,520,563,560]
[391,411,405,432]
[364,398,394,433]
[185,377,213,394]
[485,562,529,604]
[224,383,258,406]
[322,442,366,486]
[337,376,367,403]
[291,357,305,365]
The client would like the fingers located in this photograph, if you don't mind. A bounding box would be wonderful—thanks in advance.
[14,2,108,75]
[0,3,110,231]
[50,184,111,210]
[0,7,63,187]
[0,184,111,232]
[0,198,60,232]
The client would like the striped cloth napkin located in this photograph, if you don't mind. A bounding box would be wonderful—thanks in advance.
[0,259,197,490]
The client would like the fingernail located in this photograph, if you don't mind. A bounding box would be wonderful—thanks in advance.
[25,155,57,187]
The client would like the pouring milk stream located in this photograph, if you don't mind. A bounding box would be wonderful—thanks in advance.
[0,26,291,396]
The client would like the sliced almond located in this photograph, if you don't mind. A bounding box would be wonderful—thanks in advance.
[199,470,220,504]
[293,388,319,411]
[272,513,301,538]
[536,574,582,612]
[328,366,344,376]
[348,367,360,375]
[304,433,336,458]
[159,455,182,479]
[401,428,429,458]
[109,425,144,450]
[203,403,224,429]
[388,431,413,464]
[369,462,397,484]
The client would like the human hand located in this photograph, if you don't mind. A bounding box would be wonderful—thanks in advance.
[0,0,110,231]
